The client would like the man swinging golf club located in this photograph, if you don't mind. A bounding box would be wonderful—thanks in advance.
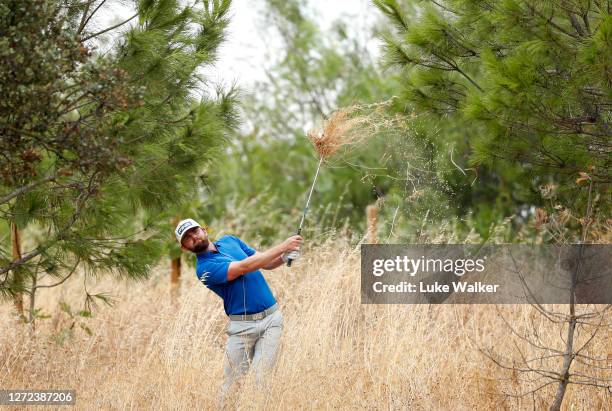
[175,218,303,400]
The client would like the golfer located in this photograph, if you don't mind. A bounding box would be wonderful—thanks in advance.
[174,218,302,399]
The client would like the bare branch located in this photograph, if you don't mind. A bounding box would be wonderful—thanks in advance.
[501,380,558,398]
[33,257,80,290]
[80,12,138,42]
[78,0,107,34]
[570,372,612,382]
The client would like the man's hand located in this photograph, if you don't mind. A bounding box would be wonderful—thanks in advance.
[282,235,303,267]
[282,235,303,253]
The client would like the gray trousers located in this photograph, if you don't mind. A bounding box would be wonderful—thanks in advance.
[220,309,284,401]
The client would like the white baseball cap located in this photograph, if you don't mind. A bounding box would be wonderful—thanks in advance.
[175,218,201,243]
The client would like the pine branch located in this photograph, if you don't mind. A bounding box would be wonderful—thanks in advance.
[78,0,107,34]
[0,174,58,205]
[33,257,80,289]
[428,0,461,15]
[373,0,409,31]
[524,3,581,40]
[428,50,484,92]
[80,12,138,42]
[0,174,96,278]
[567,11,587,36]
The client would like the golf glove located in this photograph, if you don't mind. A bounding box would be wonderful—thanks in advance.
[282,250,300,263]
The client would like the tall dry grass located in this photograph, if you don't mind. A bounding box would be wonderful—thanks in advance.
[1,238,610,410]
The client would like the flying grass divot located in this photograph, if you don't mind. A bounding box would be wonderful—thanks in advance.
[287,101,397,267]
[307,106,371,159]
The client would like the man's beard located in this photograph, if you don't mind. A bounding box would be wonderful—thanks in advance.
[191,238,209,253]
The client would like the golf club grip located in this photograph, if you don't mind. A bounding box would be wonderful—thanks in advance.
[286,228,302,267]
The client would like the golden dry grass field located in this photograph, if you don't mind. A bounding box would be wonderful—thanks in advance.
[1,238,610,410]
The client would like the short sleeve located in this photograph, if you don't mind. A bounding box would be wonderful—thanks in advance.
[197,259,230,286]
[232,236,256,257]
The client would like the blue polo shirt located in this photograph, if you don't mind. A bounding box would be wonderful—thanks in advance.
[195,235,277,316]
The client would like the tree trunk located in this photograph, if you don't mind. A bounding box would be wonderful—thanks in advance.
[170,218,182,305]
[551,181,598,410]
[549,301,576,410]
[171,256,181,284]
[28,272,37,329]
[549,246,582,411]
[366,204,377,244]
[171,217,181,284]
[11,222,26,321]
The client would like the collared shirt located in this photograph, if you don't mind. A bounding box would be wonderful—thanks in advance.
[196,235,277,315]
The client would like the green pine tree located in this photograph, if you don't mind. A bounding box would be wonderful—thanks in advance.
[0,0,237,320]
[374,0,611,239]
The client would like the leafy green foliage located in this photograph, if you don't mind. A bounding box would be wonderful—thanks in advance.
[375,0,611,237]
[205,0,450,244]
[0,0,237,303]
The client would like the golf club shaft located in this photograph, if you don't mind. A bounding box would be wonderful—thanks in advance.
[288,156,324,267]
